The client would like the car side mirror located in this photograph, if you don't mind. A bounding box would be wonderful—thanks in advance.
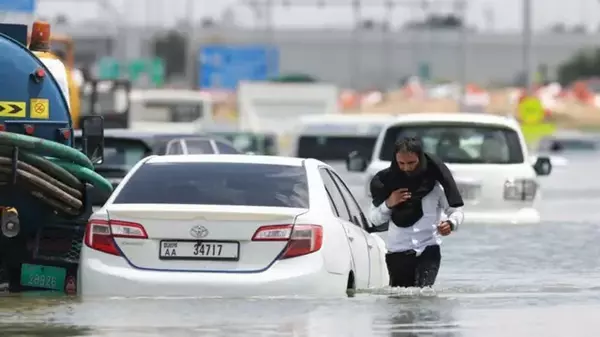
[81,115,104,165]
[533,156,552,176]
[346,150,368,172]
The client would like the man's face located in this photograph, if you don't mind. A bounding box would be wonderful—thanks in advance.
[396,151,420,173]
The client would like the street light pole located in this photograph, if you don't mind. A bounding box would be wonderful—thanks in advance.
[522,0,534,92]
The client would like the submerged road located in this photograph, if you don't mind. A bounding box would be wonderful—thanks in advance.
[1,156,599,336]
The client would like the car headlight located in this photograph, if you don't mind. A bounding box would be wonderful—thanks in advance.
[503,179,538,201]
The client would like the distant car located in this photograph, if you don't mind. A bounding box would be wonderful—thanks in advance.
[78,155,388,297]
[291,114,395,162]
[74,129,242,206]
[534,132,600,167]
[347,113,552,225]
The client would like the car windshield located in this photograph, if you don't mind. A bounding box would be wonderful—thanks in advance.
[113,162,309,208]
[378,123,524,164]
[74,137,150,169]
[297,135,377,161]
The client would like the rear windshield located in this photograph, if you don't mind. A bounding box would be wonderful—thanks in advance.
[379,123,524,164]
[74,137,150,169]
[113,162,309,208]
[297,136,377,161]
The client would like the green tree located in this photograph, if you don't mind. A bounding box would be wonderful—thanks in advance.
[557,48,600,85]
[151,30,187,78]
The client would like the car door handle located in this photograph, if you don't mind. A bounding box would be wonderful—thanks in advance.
[348,236,354,242]
[367,244,373,249]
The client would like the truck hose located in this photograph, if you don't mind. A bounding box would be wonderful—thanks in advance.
[0,131,113,216]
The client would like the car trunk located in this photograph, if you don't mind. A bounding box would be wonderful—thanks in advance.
[106,204,307,272]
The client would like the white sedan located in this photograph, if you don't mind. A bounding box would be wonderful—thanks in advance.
[78,155,388,297]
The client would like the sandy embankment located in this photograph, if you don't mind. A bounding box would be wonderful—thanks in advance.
[347,89,600,130]
[210,88,600,130]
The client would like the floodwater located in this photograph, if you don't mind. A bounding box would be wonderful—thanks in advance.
[2,155,600,336]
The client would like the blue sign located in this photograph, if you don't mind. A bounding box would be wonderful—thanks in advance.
[0,0,36,13]
[198,44,279,90]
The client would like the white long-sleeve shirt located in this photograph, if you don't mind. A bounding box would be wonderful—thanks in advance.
[369,183,464,256]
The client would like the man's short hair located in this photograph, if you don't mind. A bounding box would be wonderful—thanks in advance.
[395,137,423,154]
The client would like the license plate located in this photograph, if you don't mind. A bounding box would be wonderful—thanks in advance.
[159,240,240,261]
[20,264,66,291]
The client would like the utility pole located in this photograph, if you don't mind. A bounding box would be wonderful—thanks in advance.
[522,0,533,92]
[455,0,467,100]
[352,0,361,89]
[185,0,196,88]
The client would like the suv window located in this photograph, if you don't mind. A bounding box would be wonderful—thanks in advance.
[165,140,184,155]
[114,162,309,208]
[328,170,367,229]
[319,168,350,221]
[75,137,150,169]
[183,139,216,154]
[215,141,241,154]
[378,123,524,164]
[297,136,377,161]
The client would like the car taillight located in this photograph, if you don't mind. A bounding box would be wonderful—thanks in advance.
[503,179,538,201]
[252,224,323,259]
[84,219,148,256]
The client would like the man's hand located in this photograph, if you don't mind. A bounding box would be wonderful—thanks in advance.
[437,221,452,236]
[385,188,411,208]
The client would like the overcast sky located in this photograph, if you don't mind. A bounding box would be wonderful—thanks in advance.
[29,0,600,32]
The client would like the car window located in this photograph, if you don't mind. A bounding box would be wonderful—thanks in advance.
[114,162,309,208]
[74,137,149,169]
[182,139,215,154]
[318,168,350,221]
[297,136,377,161]
[378,123,524,164]
[165,140,184,155]
[328,170,366,229]
[215,141,241,154]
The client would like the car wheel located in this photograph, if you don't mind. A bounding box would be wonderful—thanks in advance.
[346,271,356,297]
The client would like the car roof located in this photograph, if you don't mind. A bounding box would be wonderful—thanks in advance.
[387,113,520,129]
[299,114,396,124]
[74,129,206,141]
[298,114,395,136]
[146,154,306,166]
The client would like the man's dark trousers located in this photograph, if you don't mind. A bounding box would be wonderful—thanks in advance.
[385,245,441,288]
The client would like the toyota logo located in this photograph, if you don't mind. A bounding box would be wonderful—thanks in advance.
[190,225,209,239]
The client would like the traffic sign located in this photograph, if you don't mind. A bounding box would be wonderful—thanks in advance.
[0,0,36,13]
[518,96,545,125]
[98,57,164,86]
[198,44,279,90]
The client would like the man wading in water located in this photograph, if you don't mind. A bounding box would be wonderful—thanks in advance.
[368,137,464,288]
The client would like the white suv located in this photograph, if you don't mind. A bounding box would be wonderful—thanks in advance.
[346,113,552,225]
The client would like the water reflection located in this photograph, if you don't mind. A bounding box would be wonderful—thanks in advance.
[0,323,90,337]
[373,296,460,337]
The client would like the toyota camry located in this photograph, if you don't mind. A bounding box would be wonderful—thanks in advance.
[78,155,388,297]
